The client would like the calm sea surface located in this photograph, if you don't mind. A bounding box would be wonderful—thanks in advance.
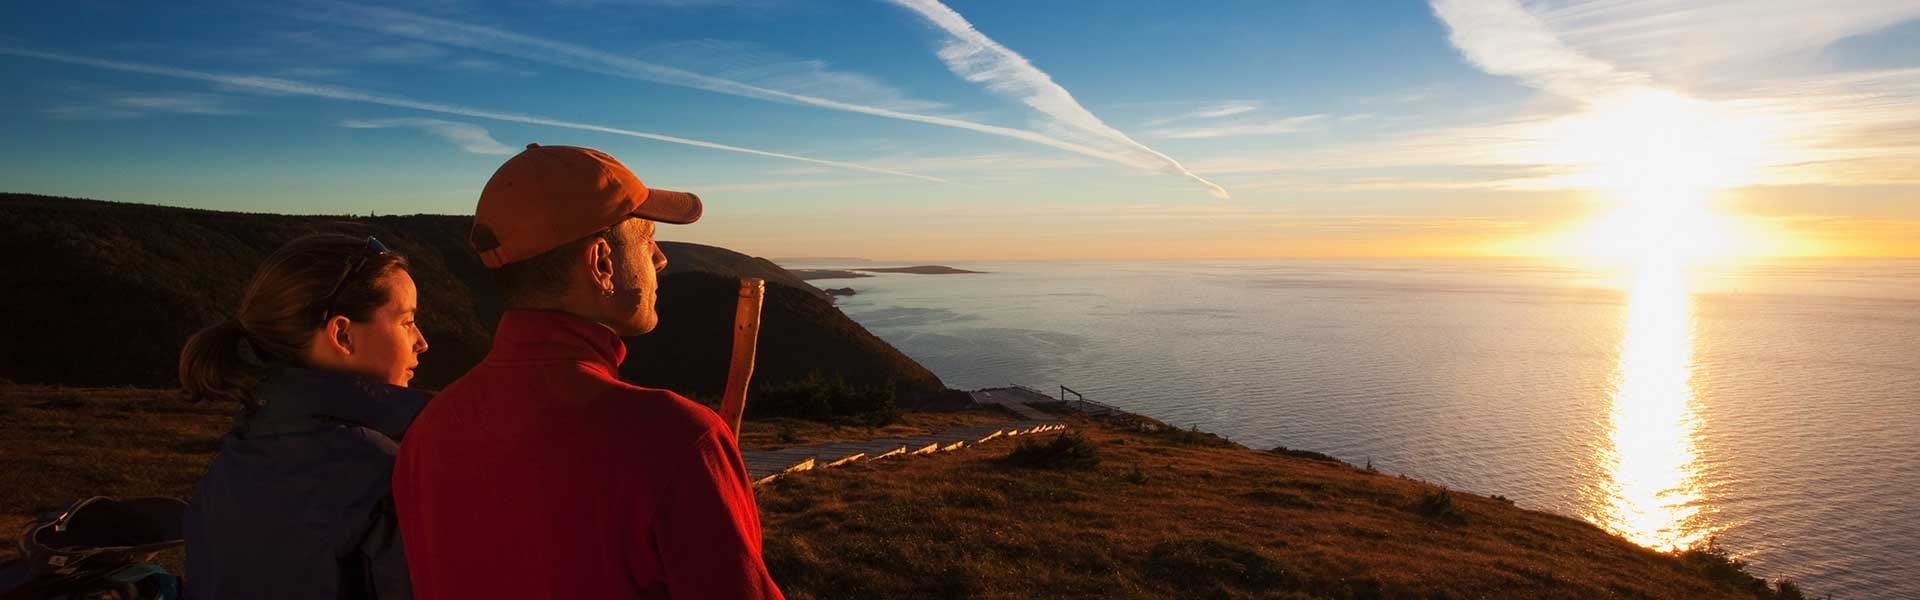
[785,258,1920,598]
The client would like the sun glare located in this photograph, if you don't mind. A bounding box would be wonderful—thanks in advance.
[1540,88,1791,264]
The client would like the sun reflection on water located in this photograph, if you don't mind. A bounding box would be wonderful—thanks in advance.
[1586,257,1712,551]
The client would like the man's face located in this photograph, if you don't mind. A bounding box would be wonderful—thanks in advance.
[605,218,668,335]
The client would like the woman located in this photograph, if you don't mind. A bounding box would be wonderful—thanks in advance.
[179,234,428,599]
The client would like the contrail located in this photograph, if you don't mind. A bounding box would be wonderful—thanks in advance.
[882,0,1230,199]
[288,1,1224,197]
[0,46,948,183]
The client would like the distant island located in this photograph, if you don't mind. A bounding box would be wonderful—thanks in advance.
[791,269,876,281]
[772,256,875,264]
[791,265,986,280]
[855,266,986,275]
[822,287,856,297]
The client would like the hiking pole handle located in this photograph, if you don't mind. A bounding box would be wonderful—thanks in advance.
[720,278,764,438]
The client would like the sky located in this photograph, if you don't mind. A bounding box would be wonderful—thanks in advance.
[1,0,1916,260]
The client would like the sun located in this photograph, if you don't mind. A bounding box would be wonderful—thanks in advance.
[1539,88,1790,264]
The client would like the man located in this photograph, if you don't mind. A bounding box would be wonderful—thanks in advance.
[393,143,783,599]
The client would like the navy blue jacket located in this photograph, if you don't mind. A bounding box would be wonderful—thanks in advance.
[185,367,429,600]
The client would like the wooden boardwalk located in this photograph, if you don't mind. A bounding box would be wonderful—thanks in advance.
[968,387,1057,420]
[742,420,1066,485]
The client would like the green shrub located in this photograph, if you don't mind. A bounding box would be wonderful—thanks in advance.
[1143,539,1297,597]
[1270,445,1344,464]
[1675,537,1772,597]
[1000,432,1100,471]
[1414,489,1469,525]
[1150,425,1236,448]
[748,370,898,426]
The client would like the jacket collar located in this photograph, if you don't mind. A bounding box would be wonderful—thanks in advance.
[484,309,628,378]
[244,367,430,440]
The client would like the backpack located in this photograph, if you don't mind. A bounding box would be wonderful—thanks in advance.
[0,497,186,600]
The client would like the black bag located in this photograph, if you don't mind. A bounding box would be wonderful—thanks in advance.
[1,497,186,600]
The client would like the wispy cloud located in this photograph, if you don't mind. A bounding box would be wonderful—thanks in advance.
[1427,0,1647,98]
[1317,0,1920,190]
[1189,101,1262,120]
[267,30,450,65]
[1143,101,1263,127]
[0,46,947,183]
[633,39,946,113]
[43,105,143,120]
[276,66,350,79]
[1536,0,1920,85]
[863,152,1098,174]
[115,92,245,115]
[291,1,1226,198]
[358,42,447,63]
[339,117,515,154]
[1149,114,1328,139]
[450,58,536,77]
[677,178,894,192]
[1414,7,1920,192]
[545,0,779,7]
[882,0,1229,199]
[45,91,245,120]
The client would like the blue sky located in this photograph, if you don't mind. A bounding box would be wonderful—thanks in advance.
[2,0,1917,259]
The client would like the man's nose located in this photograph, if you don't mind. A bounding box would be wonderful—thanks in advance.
[652,239,668,271]
[415,333,429,354]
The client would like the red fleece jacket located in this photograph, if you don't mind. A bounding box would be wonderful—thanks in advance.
[394,309,782,600]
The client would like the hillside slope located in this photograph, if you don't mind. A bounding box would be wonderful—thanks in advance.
[756,413,1802,600]
[0,386,1804,600]
[0,193,941,401]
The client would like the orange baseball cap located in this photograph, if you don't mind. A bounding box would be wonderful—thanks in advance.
[470,143,702,268]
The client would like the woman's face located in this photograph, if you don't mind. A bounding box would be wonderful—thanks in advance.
[339,270,429,387]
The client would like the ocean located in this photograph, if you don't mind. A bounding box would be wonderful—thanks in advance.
[785,258,1920,598]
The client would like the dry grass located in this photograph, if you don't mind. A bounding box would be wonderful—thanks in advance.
[734,407,1018,452]
[0,385,229,568]
[3,385,1797,599]
[0,384,1009,553]
[756,413,1795,600]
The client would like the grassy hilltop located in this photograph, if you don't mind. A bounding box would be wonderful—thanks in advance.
[0,386,1807,599]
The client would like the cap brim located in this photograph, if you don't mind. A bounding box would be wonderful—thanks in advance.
[634,188,702,224]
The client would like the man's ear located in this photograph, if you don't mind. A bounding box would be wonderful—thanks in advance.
[588,238,616,291]
[322,315,354,355]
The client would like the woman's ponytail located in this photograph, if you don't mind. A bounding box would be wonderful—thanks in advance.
[178,320,268,408]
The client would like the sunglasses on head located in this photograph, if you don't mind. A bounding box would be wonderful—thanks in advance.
[317,236,392,325]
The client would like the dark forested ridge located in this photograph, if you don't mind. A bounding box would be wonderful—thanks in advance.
[0,193,943,402]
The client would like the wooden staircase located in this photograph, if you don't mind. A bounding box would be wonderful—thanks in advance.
[742,421,1067,486]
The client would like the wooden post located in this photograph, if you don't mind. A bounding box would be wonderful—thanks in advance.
[720,278,765,437]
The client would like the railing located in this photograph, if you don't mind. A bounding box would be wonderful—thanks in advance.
[1007,383,1128,416]
[1059,385,1084,402]
[1057,385,1129,416]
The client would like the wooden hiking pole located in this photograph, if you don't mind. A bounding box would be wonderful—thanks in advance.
[719,278,765,437]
